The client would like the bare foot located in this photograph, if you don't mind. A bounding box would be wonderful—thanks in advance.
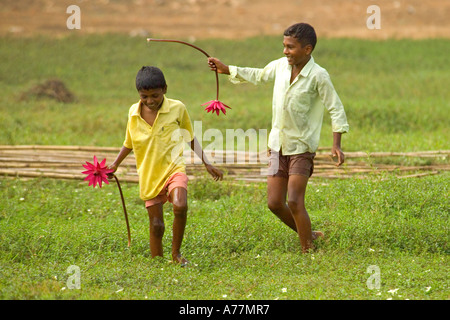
[301,232,325,253]
[312,231,324,240]
[172,254,189,267]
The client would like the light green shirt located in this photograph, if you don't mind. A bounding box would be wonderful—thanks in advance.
[229,56,349,155]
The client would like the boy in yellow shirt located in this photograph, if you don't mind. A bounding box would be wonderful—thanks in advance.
[208,23,349,253]
[108,66,223,265]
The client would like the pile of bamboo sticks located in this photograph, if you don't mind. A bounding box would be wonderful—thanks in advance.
[0,145,448,183]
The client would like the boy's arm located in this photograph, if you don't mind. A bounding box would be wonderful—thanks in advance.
[108,146,132,177]
[317,71,349,167]
[208,57,230,75]
[317,71,349,134]
[190,137,223,181]
[208,57,277,85]
[331,132,344,167]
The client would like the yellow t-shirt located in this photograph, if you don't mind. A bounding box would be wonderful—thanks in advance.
[123,96,194,200]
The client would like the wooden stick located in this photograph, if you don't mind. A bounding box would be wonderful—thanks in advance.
[396,171,440,179]
[1,145,448,182]
[112,174,131,248]
[0,145,121,152]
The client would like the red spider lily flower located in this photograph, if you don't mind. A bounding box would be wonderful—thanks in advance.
[202,100,231,116]
[147,38,231,116]
[82,156,114,188]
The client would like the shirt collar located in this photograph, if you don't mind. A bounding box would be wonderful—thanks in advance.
[158,96,170,113]
[131,95,170,117]
[299,56,315,78]
[286,56,315,77]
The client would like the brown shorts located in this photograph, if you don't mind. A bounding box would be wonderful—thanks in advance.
[267,149,315,178]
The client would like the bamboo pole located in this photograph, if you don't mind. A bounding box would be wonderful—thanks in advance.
[0,145,448,181]
[1,145,448,156]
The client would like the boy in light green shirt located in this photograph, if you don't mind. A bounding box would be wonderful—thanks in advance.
[209,23,349,253]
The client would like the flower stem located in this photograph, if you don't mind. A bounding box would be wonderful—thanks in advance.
[113,174,131,247]
[147,38,220,100]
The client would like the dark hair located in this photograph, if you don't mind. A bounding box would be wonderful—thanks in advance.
[283,23,317,50]
[136,66,167,91]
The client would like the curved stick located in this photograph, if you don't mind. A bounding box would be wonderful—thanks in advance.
[147,38,220,100]
[147,38,211,57]
[113,174,131,247]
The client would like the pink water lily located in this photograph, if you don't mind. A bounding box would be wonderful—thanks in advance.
[202,100,231,115]
[82,156,114,188]
[147,38,231,116]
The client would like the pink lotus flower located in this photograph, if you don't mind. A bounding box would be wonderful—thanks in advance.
[82,156,114,188]
[202,100,231,115]
[147,38,231,116]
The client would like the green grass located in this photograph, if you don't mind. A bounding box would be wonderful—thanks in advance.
[0,35,449,151]
[0,173,448,300]
[0,35,449,300]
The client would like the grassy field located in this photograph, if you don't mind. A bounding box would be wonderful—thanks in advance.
[0,174,448,300]
[0,34,449,301]
[0,35,449,151]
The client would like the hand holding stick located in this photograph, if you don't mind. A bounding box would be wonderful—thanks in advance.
[147,38,231,115]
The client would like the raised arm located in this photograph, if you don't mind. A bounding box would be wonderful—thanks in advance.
[208,57,278,85]
[208,57,230,75]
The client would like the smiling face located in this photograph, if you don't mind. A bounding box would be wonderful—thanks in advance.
[138,86,167,111]
[283,36,313,67]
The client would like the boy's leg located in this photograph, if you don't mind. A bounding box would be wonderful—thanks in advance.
[287,174,313,253]
[267,151,322,253]
[168,186,188,264]
[267,150,298,232]
[146,203,165,258]
[267,176,297,232]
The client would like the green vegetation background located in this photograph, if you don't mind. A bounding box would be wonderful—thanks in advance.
[1,35,449,151]
[0,35,448,300]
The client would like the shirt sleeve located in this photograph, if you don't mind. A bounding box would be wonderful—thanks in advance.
[228,59,278,85]
[123,117,133,149]
[317,71,349,134]
[179,105,194,142]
